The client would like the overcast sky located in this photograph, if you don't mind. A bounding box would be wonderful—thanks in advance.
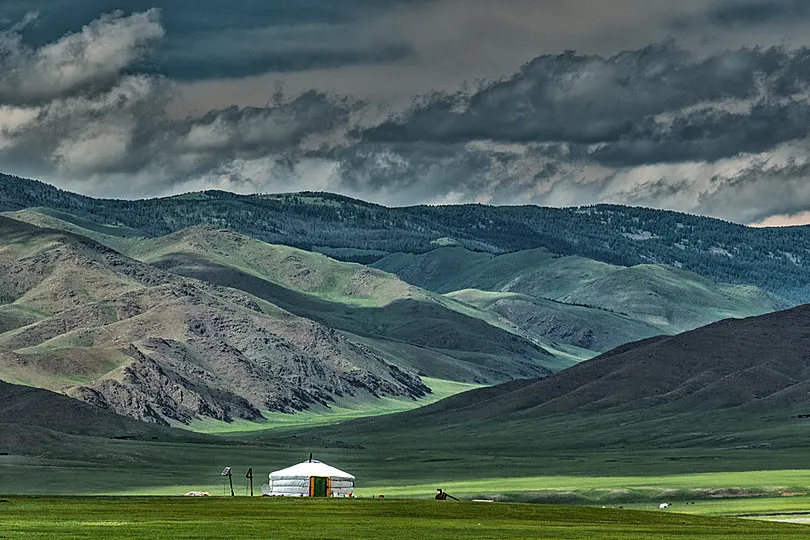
[1,1,810,224]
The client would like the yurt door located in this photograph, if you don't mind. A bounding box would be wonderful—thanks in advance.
[311,476,328,497]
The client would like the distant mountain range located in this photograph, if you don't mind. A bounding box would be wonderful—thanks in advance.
[2,174,810,303]
[0,174,802,428]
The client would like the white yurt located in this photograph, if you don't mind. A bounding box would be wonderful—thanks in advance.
[262,458,355,497]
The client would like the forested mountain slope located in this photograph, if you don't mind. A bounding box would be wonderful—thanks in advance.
[2,174,810,302]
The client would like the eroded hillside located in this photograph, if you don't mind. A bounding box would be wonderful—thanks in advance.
[0,217,430,424]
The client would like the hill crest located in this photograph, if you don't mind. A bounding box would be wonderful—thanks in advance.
[3,174,810,302]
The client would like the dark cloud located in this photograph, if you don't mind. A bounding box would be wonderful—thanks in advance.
[0,9,163,105]
[590,99,810,166]
[324,140,581,206]
[707,0,810,27]
[1,75,170,178]
[367,42,757,145]
[1,82,357,187]
[364,44,810,167]
[0,1,414,80]
[695,159,810,223]
[0,10,358,194]
[176,92,357,157]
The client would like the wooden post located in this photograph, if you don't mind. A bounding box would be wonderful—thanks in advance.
[222,467,234,497]
[246,468,254,497]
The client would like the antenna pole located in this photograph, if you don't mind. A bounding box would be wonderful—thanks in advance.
[246,468,254,497]
[309,453,313,463]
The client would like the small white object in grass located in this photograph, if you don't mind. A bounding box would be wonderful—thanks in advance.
[184,491,210,497]
[659,503,670,509]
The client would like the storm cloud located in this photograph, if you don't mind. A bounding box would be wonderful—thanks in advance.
[707,0,810,27]
[366,44,810,161]
[0,9,164,104]
[3,3,810,224]
[0,10,359,196]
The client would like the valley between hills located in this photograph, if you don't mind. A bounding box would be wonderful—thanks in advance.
[2,176,810,514]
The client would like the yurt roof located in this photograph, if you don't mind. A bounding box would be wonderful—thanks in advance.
[270,460,355,480]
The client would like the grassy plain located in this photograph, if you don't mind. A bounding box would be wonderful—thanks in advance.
[5,401,810,498]
[0,498,806,539]
[357,470,810,502]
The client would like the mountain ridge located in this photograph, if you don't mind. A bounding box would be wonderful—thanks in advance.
[2,174,810,302]
[379,303,810,420]
[375,246,788,352]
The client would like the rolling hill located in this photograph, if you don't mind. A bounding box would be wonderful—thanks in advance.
[0,379,187,439]
[0,215,572,428]
[375,247,788,351]
[3,209,571,375]
[408,304,810,419]
[6,207,788,359]
[312,304,810,472]
[127,227,571,373]
[2,174,810,302]
[0,216,440,424]
[446,289,665,352]
[0,379,217,483]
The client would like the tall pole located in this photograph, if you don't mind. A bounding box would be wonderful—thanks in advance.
[222,467,234,497]
[246,468,254,497]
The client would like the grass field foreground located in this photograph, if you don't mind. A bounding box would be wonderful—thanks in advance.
[0,497,807,539]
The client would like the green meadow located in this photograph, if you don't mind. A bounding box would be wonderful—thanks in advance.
[0,498,806,539]
[357,470,810,506]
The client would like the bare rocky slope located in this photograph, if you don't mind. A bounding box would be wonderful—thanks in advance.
[0,217,430,425]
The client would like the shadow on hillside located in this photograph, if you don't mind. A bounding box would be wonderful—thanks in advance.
[151,254,551,382]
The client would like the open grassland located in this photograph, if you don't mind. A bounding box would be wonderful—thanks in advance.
[97,469,810,506]
[0,498,806,539]
[6,406,810,498]
[357,470,810,504]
